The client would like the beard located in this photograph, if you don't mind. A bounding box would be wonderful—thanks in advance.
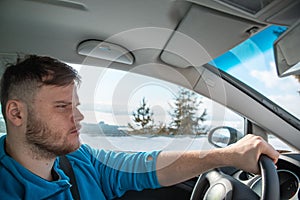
[25,113,81,159]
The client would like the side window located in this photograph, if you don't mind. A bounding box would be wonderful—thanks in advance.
[268,134,294,152]
[75,65,245,152]
[0,106,6,136]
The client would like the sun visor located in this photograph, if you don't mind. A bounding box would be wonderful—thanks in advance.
[274,19,300,77]
[160,5,265,68]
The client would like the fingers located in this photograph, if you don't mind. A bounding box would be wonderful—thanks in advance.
[259,137,280,164]
[229,134,279,174]
[249,134,279,162]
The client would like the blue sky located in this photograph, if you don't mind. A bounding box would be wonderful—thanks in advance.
[212,25,300,119]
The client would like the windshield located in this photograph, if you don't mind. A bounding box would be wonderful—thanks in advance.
[210,25,300,122]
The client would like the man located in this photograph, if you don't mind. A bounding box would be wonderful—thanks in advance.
[0,55,279,199]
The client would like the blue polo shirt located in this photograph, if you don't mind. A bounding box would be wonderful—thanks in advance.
[0,135,161,199]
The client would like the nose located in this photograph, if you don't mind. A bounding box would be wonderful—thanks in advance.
[73,107,84,122]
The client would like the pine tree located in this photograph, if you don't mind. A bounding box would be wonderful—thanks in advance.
[128,97,154,133]
[169,87,207,135]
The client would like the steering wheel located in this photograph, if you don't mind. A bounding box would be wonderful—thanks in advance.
[190,155,280,200]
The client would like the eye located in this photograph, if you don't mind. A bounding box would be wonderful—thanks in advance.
[54,102,73,111]
[56,104,68,109]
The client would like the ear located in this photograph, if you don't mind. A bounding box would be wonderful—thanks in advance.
[6,100,25,127]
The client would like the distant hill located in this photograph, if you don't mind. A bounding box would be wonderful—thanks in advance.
[81,121,128,136]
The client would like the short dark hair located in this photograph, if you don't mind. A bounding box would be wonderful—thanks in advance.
[0,55,81,120]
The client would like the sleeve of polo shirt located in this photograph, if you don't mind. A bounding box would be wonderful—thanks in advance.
[81,144,162,199]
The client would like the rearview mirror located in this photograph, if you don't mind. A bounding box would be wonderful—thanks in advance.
[208,126,244,148]
[274,20,300,77]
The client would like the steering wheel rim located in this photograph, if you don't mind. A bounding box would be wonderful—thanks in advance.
[190,155,280,200]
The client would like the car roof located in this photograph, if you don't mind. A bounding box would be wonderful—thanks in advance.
[1,0,300,68]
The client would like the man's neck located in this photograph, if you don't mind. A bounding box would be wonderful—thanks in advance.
[5,135,56,181]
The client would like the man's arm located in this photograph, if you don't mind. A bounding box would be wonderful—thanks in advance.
[156,134,280,186]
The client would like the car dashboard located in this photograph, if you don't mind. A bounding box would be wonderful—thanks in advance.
[276,154,300,199]
[232,153,300,199]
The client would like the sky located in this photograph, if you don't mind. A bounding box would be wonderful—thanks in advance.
[72,66,184,126]
[215,25,300,119]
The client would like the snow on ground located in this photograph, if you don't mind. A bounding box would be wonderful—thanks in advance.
[80,134,294,152]
[80,135,214,152]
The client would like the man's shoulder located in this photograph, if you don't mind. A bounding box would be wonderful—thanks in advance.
[65,144,109,164]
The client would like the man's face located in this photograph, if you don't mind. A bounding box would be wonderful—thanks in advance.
[25,83,84,158]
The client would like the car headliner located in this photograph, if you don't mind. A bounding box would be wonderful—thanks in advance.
[1,0,300,66]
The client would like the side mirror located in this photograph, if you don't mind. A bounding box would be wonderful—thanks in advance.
[208,126,244,148]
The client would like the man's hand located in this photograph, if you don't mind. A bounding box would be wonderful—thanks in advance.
[223,134,280,174]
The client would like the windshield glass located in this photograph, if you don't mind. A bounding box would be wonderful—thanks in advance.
[210,25,300,121]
